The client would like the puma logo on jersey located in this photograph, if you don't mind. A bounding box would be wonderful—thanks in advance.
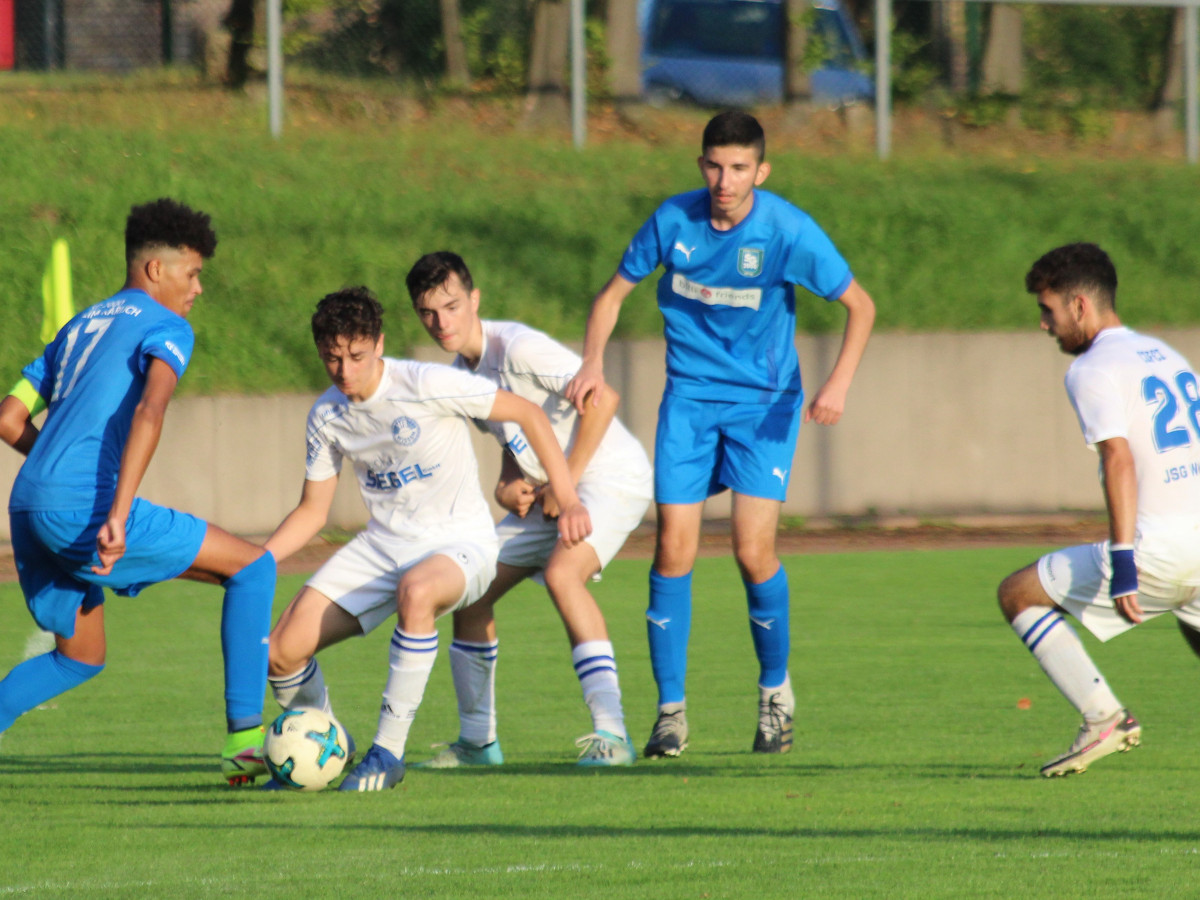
[749,616,775,630]
[646,614,671,630]
[772,467,788,485]
[673,242,696,262]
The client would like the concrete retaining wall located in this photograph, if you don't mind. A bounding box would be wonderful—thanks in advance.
[5,330,1196,538]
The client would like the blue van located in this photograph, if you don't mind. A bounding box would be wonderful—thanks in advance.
[639,0,873,107]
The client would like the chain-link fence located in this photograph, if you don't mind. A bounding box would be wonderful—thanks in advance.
[1,0,1195,150]
[4,0,223,71]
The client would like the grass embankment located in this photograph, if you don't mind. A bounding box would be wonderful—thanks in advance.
[2,79,1199,394]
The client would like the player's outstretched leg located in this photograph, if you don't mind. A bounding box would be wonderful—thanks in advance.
[644,569,692,758]
[746,567,793,754]
[218,551,276,785]
[412,637,503,769]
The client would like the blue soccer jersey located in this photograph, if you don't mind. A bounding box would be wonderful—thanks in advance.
[618,187,853,404]
[10,288,194,512]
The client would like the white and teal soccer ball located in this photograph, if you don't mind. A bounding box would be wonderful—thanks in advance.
[264,708,350,791]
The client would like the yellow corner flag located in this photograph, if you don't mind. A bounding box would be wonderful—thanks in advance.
[7,239,76,415]
[41,238,74,344]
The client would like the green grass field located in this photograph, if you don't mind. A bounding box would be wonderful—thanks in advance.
[2,546,1198,899]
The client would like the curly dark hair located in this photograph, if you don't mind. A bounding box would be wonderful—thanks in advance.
[311,286,384,349]
[405,251,475,304]
[1025,243,1118,310]
[124,198,217,264]
[702,110,766,162]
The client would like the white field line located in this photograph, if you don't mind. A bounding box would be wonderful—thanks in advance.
[5,849,1200,895]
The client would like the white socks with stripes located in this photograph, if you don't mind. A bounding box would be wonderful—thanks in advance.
[1011,606,1121,723]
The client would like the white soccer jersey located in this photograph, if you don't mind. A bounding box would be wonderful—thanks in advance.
[1066,326,1200,577]
[305,357,499,545]
[456,320,652,491]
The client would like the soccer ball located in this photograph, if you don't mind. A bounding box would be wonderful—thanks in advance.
[263,708,350,791]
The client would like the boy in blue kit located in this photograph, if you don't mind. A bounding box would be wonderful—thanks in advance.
[567,110,876,758]
[0,199,276,785]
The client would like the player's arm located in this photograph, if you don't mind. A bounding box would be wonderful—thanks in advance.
[488,389,592,547]
[1098,436,1141,623]
[540,383,620,518]
[805,278,876,426]
[93,358,179,575]
[494,450,538,518]
[565,272,639,414]
[263,475,340,564]
[0,393,40,456]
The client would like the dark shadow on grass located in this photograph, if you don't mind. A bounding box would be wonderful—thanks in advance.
[123,820,1200,844]
[0,748,1036,787]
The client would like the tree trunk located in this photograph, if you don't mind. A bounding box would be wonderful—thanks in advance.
[784,0,811,105]
[524,0,570,127]
[223,0,254,89]
[981,4,1022,95]
[934,0,969,94]
[607,0,641,103]
[438,0,471,86]
[1153,7,1185,110]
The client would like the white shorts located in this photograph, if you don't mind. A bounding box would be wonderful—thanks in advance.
[307,529,499,635]
[1037,541,1200,642]
[496,477,651,579]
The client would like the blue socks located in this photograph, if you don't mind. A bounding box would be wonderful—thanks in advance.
[0,650,104,733]
[746,565,790,689]
[647,569,692,706]
[221,552,276,733]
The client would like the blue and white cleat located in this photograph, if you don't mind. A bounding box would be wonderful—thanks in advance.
[575,731,636,767]
[411,739,504,769]
[337,744,406,792]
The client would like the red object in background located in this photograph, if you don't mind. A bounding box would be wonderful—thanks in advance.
[0,0,13,70]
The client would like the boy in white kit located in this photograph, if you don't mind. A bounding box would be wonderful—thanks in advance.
[999,243,1200,776]
[405,252,653,766]
[264,286,591,791]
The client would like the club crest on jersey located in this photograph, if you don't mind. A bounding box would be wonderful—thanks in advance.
[391,416,420,446]
[737,247,764,277]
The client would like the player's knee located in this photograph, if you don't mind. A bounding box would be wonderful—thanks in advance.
[267,628,311,677]
[733,547,778,584]
[396,579,443,622]
[997,569,1036,621]
[542,558,585,598]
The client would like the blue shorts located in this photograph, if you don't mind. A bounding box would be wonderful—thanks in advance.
[10,500,208,638]
[654,393,803,504]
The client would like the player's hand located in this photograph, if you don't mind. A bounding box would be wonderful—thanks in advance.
[565,363,605,416]
[804,381,848,426]
[93,516,127,575]
[1114,592,1144,624]
[538,484,561,519]
[555,502,592,548]
[495,478,538,518]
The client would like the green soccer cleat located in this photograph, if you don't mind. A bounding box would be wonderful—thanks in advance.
[222,725,268,786]
[411,739,504,769]
[575,731,636,767]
